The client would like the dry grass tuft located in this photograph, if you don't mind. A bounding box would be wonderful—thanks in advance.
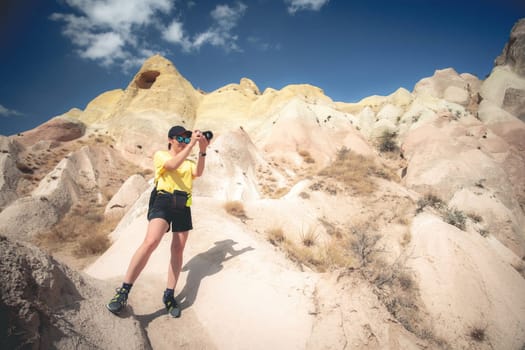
[34,203,119,260]
[267,227,286,246]
[300,225,319,247]
[416,193,445,213]
[468,325,487,342]
[298,150,315,164]
[224,200,248,220]
[317,147,396,195]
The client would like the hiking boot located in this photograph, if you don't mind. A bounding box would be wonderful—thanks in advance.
[163,294,181,318]
[106,288,129,314]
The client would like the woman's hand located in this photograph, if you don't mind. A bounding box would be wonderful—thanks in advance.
[190,130,202,146]
[198,133,209,151]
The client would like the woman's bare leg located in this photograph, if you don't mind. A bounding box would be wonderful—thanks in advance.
[123,218,169,284]
[167,231,189,290]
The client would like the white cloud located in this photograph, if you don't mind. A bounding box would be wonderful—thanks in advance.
[163,20,192,51]
[64,0,172,31]
[285,0,329,14]
[247,36,281,51]
[81,32,125,64]
[52,0,249,70]
[51,0,174,70]
[161,2,247,52]
[0,104,23,117]
[211,3,247,31]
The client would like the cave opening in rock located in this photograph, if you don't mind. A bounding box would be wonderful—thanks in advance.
[136,71,160,89]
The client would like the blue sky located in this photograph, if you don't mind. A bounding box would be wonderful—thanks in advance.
[1,0,523,136]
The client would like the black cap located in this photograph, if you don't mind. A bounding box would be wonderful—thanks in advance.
[168,126,191,139]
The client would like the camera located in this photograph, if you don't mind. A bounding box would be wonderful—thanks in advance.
[202,130,213,141]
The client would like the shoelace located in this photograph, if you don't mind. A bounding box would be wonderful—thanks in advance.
[164,297,178,311]
[111,288,128,303]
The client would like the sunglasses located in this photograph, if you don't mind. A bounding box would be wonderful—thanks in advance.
[175,135,191,144]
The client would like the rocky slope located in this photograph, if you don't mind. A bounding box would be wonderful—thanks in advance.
[1,18,524,350]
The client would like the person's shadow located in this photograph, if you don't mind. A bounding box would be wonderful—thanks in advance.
[135,240,253,327]
[176,239,254,310]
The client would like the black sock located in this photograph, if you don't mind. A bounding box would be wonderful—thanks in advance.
[122,283,133,293]
[163,288,174,301]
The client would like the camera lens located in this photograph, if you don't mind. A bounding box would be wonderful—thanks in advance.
[203,131,213,141]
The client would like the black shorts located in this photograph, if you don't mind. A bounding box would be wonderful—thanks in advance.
[147,191,193,232]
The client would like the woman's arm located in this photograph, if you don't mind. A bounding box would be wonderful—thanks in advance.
[194,134,209,177]
[163,131,201,170]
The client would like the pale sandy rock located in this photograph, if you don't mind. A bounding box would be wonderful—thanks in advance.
[86,197,319,350]
[335,88,412,116]
[239,77,260,95]
[408,213,525,350]
[376,103,404,124]
[307,274,431,350]
[460,72,482,92]
[255,98,373,167]
[371,119,397,139]
[413,68,477,107]
[195,81,258,134]
[480,66,525,121]
[402,123,525,254]
[79,89,124,124]
[397,101,438,139]
[390,87,413,107]
[449,188,525,256]
[101,55,201,163]
[250,84,334,123]
[443,85,470,105]
[478,99,519,124]
[193,128,278,201]
[0,152,86,240]
[0,154,84,238]
[104,174,149,220]
[356,106,376,137]
[14,115,85,147]
[0,196,62,240]
[108,182,152,242]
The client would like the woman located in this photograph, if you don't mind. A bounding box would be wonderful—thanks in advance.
[107,125,209,318]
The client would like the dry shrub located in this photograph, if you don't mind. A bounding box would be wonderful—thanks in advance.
[224,200,248,220]
[416,193,467,231]
[75,232,110,256]
[300,225,318,247]
[467,212,483,223]
[298,150,315,164]
[299,191,310,199]
[377,131,399,153]
[34,204,117,259]
[416,193,445,213]
[468,325,487,342]
[320,239,354,269]
[443,207,466,230]
[341,224,445,347]
[318,147,395,195]
[350,225,382,268]
[268,224,353,272]
[267,227,286,246]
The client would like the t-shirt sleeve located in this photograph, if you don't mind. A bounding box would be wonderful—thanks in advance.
[153,151,172,178]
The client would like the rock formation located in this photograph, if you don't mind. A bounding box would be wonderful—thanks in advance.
[1,17,524,350]
[0,235,148,349]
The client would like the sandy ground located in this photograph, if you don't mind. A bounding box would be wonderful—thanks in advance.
[87,197,319,349]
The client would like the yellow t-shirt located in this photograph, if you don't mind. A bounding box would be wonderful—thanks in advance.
[153,150,196,206]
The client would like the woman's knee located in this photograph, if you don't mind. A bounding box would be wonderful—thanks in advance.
[171,231,188,252]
